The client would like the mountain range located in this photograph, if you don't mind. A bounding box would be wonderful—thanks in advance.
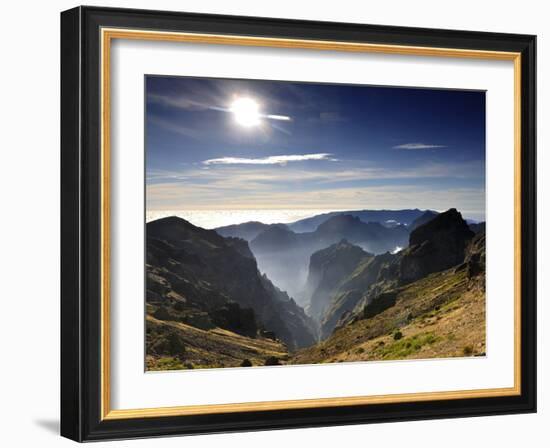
[146,208,486,370]
[216,209,481,306]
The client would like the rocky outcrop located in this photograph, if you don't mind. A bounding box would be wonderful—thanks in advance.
[399,208,474,284]
[457,230,486,278]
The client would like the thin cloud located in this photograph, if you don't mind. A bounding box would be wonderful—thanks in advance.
[148,93,212,111]
[393,143,447,150]
[148,115,202,140]
[202,153,337,166]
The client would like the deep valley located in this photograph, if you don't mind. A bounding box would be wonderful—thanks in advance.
[146,208,486,371]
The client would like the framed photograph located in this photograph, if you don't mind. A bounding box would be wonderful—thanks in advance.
[60,6,536,441]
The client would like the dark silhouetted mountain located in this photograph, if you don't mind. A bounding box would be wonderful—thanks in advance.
[215,221,284,241]
[288,209,432,233]
[469,222,486,234]
[146,217,316,350]
[400,208,474,284]
[409,210,439,231]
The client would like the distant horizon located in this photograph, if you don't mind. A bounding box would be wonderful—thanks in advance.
[146,206,483,229]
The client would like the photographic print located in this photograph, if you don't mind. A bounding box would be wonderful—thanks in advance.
[145,76,486,371]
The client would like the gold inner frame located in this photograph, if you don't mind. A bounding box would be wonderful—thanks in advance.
[100,27,522,420]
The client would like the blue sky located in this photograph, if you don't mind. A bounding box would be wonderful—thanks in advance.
[146,76,486,221]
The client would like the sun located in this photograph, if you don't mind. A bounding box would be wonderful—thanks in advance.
[230,97,261,127]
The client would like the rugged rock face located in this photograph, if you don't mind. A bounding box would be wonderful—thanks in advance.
[460,230,486,278]
[305,240,372,323]
[399,208,474,284]
[146,217,316,351]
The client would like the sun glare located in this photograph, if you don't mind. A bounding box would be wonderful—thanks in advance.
[230,97,261,127]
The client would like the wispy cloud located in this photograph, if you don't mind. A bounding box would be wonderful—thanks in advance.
[393,143,447,150]
[148,160,484,187]
[148,93,215,111]
[148,115,203,140]
[202,153,337,166]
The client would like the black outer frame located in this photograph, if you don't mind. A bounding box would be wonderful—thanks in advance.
[60,6,536,442]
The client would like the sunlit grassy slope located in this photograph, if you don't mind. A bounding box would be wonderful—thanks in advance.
[146,315,289,370]
[289,266,485,365]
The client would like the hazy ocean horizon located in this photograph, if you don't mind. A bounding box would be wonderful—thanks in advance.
[146,209,340,229]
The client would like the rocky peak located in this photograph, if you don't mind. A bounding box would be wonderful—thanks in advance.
[409,210,439,231]
[400,208,474,284]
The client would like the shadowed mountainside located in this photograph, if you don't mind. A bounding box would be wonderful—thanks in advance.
[409,210,439,231]
[146,217,316,369]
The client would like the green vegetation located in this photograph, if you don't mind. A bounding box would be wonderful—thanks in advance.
[154,357,186,370]
[290,262,485,365]
[374,332,439,359]
[146,316,289,370]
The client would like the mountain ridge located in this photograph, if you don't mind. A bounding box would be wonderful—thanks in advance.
[146,216,316,368]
